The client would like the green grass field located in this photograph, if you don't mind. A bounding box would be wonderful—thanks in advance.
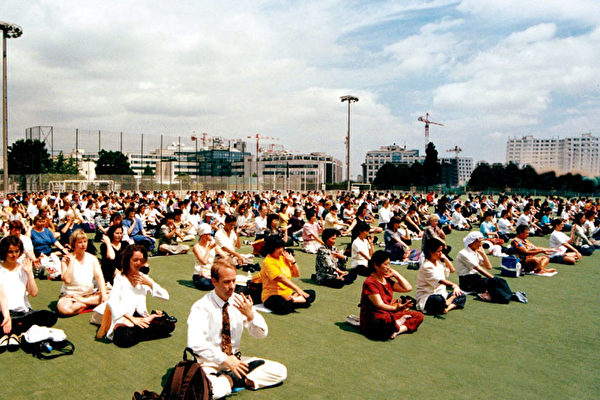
[3,231,599,400]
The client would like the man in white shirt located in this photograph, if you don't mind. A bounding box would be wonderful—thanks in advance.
[214,215,252,265]
[548,219,581,265]
[253,205,268,239]
[451,205,471,231]
[187,260,286,399]
[378,200,392,230]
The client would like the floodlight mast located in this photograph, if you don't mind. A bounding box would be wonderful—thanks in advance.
[340,95,358,191]
[1,21,23,193]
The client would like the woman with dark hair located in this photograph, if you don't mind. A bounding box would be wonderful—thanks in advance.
[349,203,382,242]
[384,217,411,262]
[31,215,69,258]
[259,236,315,315]
[301,210,324,254]
[510,224,557,273]
[5,220,36,264]
[103,245,175,347]
[100,225,130,285]
[571,212,597,256]
[416,238,466,315]
[359,250,423,340]
[0,236,57,351]
[265,213,293,247]
[313,228,356,288]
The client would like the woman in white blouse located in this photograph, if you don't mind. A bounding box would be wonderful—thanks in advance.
[0,236,57,351]
[104,245,176,347]
[57,230,107,316]
[416,238,466,315]
[192,224,227,290]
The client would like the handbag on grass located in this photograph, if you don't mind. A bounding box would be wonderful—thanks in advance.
[21,325,75,360]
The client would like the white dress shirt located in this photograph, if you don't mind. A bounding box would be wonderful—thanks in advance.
[187,290,267,366]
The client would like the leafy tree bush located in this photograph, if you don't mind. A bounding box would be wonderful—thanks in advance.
[95,150,134,175]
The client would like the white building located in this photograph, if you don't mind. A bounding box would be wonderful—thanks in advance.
[362,145,420,183]
[451,157,474,186]
[505,133,599,176]
[362,144,473,186]
[233,151,342,190]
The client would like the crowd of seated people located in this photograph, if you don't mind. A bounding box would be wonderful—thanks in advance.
[1,188,599,399]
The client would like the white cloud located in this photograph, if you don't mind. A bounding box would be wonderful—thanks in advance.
[0,0,599,175]
[433,25,600,126]
[457,0,600,25]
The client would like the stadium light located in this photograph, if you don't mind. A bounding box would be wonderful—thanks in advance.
[1,21,23,192]
[340,95,358,191]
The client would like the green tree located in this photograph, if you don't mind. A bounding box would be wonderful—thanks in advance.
[7,139,52,174]
[142,165,155,176]
[50,152,79,174]
[372,163,399,188]
[95,150,134,175]
[424,142,441,187]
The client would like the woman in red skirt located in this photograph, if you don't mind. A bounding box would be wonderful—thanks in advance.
[359,250,423,340]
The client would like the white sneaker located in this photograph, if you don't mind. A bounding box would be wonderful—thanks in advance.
[345,314,360,327]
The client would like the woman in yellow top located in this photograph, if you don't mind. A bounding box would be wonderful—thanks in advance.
[259,236,315,315]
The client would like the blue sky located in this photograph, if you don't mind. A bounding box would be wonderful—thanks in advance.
[1,0,599,178]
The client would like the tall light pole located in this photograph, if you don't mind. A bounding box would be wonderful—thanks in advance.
[1,21,23,192]
[340,95,358,191]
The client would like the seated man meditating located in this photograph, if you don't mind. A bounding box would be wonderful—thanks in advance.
[511,224,557,274]
[187,259,287,399]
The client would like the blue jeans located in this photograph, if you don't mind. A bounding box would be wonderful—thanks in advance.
[131,235,156,252]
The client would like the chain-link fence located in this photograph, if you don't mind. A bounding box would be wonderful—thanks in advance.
[3,174,327,193]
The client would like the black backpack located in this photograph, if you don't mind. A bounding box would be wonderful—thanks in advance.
[133,348,212,400]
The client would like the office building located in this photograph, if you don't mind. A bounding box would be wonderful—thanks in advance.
[505,133,599,176]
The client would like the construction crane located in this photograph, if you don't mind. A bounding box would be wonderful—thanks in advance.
[191,132,213,149]
[247,134,279,187]
[446,145,462,159]
[417,112,444,151]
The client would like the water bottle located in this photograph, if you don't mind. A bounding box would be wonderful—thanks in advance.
[42,341,53,352]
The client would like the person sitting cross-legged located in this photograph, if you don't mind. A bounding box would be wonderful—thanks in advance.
[258,236,316,315]
[187,258,287,399]
[157,213,190,256]
[359,250,424,340]
[313,228,357,288]
[511,224,557,274]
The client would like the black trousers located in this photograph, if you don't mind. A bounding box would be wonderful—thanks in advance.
[316,270,358,289]
[574,245,595,256]
[4,309,57,335]
[459,274,512,304]
[354,264,371,277]
[424,292,466,315]
[112,314,176,348]
[263,290,316,315]
[193,274,215,291]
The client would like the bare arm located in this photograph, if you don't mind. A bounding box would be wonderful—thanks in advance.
[22,258,39,297]
[102,236,116,260]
